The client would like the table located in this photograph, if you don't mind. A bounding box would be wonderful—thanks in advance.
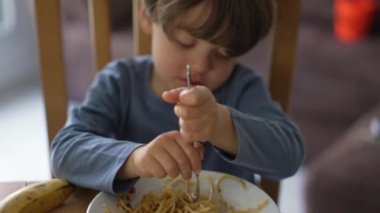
[0,182,98,212]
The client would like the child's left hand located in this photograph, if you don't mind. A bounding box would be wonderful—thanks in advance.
[162,86,220,142]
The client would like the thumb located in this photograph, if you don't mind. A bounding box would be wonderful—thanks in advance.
[162,87,186,104]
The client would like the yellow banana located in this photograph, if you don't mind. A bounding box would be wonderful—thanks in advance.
[0,178,75,213]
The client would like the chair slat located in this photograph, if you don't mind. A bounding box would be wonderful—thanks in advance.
[263,0,302,203]
[88,0,111,72]
[269,0,302,113]
[34,0,68,143]
[132,0,151,55]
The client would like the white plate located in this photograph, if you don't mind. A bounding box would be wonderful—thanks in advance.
[87,170,280,213]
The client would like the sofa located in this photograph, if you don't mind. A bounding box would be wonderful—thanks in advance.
[305,103,380,213]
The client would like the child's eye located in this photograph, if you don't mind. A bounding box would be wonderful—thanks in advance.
[177,40,195,49]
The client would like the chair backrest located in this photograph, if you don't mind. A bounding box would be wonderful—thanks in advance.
[34,0,301,203]
[34,0,112,144]
[262,1,302,202]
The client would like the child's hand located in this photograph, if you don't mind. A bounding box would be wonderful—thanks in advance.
[122,131,203,180]
[162,86,221,142]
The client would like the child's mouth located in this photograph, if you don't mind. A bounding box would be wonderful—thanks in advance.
[180,78,203,86]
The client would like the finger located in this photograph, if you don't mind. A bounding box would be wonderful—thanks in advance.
[154,147,180,178]
[180,129,202,142]
[174,133,202,173]
[194,142,205,161]
[164,141,193,179]
[179,86,212,106]
[164,132,194,179]
[179,118,204,133]
[162,87,187,104]
[179,116,213,142]
[142,157,165,178]
[174,103,209,120]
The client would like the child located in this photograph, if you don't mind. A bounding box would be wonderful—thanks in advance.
[51,0,305,194]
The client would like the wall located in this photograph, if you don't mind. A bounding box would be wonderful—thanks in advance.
[0,0,39,93]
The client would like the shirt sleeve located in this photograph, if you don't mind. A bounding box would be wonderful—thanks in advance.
[51,62,143,194]
[214,70,305,180]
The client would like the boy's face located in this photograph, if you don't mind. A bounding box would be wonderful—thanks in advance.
[145,2,237,94]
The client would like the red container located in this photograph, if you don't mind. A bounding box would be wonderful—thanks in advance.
[334,0,377,42]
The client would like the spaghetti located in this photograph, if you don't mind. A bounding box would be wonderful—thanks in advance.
[103,174,269,213]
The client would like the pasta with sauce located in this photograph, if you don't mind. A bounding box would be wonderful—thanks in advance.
[103,174,269,213]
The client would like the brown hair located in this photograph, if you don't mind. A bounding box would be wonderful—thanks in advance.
[143,0,274,56]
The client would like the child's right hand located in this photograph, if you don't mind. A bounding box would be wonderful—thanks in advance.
[119,131,203,180]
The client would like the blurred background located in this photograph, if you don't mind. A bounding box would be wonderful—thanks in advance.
[0,0,379,212]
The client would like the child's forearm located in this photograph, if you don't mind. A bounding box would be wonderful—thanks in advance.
[210,104,238,155]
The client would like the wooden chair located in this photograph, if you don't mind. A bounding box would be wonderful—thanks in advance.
[0,0,301,211]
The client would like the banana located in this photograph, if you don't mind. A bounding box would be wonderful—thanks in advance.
[0,178,75,213]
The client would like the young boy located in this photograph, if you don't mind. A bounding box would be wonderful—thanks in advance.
[51,0,305,194]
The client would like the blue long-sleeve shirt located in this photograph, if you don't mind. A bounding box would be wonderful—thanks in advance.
[51,56,305,194]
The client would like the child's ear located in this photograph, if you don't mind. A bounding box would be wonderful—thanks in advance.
[138,1,152,35]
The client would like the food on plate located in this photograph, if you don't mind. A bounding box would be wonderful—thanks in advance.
[103,174,269,213]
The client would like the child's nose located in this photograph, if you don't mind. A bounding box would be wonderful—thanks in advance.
[191,54,212,75]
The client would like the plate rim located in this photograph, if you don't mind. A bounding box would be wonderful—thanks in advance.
[87,170,280,212]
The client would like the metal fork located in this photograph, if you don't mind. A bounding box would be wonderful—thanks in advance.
[186,64,200,202]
